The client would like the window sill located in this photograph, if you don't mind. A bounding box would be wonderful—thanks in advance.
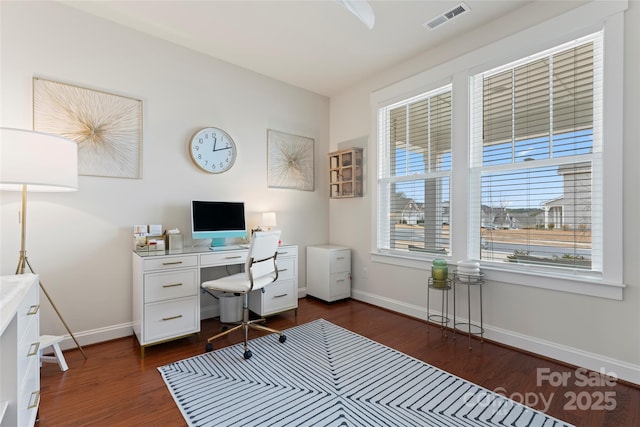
[371,251,625,300]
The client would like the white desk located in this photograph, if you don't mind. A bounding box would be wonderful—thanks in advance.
[132,245,297,356]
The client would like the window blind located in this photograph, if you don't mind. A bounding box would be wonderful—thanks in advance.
[470,32,602,272]
[378,85,452,255]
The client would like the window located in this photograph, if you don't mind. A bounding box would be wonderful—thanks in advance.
[372,1,625,299]
[470,32,603,274]
[377,85,452,256]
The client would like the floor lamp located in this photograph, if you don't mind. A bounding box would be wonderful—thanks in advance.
[1,127,87,359]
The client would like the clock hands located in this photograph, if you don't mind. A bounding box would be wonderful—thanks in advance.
[212,135,232,152]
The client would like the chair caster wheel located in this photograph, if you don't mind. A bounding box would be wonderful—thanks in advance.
[205,343,213,352]
[279,335,287,343]
[221,326,228,332]
[243,350,252,360]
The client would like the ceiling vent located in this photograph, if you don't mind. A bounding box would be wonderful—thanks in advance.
[424,2,470,31]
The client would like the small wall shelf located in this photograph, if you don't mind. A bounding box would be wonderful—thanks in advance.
[329,148,363,198]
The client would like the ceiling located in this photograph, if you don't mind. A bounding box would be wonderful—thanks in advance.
[61,0,533,97]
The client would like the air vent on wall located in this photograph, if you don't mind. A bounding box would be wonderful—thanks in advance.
[424,2,470,30]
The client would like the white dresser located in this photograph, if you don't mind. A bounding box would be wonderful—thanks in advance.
[132,244,298,355]
[0,274,40,427]
[306,245,351,302]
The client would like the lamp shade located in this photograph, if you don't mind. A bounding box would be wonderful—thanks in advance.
[0,127,78,192]
[262,211,277,228]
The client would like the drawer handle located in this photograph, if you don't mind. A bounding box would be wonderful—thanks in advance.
[162,283,183,288]
[278,251,289,255]
[27,304,40,315]
[274,293,288,298]
[27,341,40,357]
[27,391,40,409]
[162,261,183,266]
[336,279,346,283]
[225,255,243,260]
[162,315,183,321]
[277,268,288,273]
[337,257,345,260]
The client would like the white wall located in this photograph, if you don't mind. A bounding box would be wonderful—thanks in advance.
[1,2,329,344]
[330,1,640,384]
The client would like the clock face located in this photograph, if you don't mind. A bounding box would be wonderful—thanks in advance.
[189,127,237,173]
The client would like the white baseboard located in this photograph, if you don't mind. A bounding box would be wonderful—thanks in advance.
[54,322,134,351]
[351,289,640,386]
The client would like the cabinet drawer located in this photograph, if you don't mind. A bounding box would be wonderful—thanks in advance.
[143,297,199,342]
[144,269,198,303]
[17,282,39,339]
[200,251,247,267]
[143,255,198,272]
[260,280,297,315]
[18,361,40,426]
[276,258,296,281]
[330,272,351,299]
[329,250,351,274]
[17,318,40,387]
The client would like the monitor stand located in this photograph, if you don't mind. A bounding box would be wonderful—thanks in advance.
[209,238,226,249]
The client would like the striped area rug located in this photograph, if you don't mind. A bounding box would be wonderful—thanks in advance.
[159,319,571,427]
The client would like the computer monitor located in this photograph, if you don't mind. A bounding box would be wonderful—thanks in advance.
[190,200,247,247]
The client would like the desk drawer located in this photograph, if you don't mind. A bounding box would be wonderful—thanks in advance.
[276,247,296,258]
[144,296,199,342]
[250,280,297,316]
[144,269,198,303]
[200,251,247,267]
[143,255,198,272]
[276,258,296,281]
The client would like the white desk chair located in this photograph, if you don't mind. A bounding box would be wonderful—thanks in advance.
[201,230,286,359]
[40,335,69,371]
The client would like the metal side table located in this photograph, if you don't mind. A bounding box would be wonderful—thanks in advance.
[453,271,484,349]
[427,277,452,337]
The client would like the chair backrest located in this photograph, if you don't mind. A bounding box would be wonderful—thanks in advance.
[245,230,282,283]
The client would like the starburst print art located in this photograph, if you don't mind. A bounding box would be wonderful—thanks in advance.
[267,129,314,191]
[33,78,142,178]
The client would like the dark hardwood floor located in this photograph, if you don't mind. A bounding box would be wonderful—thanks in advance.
[39,297,639,426]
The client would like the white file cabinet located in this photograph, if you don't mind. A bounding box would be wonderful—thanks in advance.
[1,274,40,427]
[306,245,351,302]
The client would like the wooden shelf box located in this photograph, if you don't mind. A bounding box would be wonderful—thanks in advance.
[329,148,363,198]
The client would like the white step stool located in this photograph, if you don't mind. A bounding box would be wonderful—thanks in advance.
[40,335,69,371]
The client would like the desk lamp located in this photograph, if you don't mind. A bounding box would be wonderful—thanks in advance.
[1,127,87,359]
[261,211,277,231]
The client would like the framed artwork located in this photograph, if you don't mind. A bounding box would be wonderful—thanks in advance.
[267,129,314,191]
[33,77,143,179]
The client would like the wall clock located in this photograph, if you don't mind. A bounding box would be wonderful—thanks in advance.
[189,127,237,173]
